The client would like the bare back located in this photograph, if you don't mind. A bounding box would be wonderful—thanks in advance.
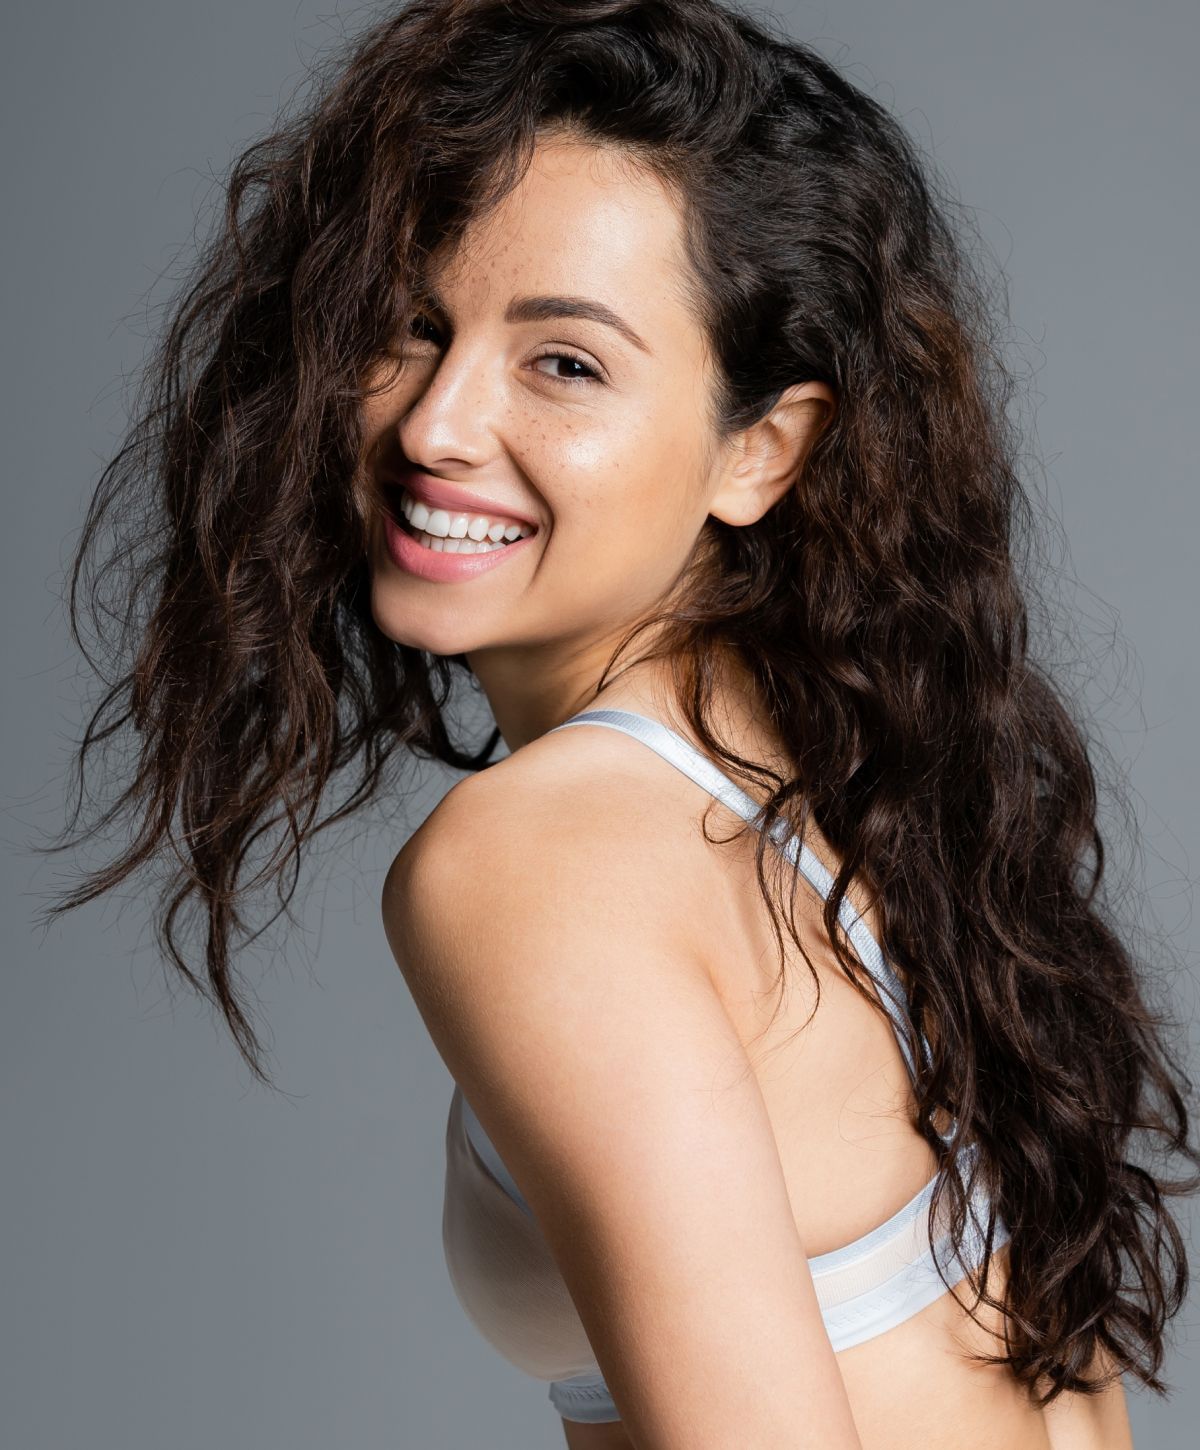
[511,692,1132,1450]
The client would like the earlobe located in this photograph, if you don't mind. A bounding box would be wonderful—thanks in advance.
[707,380,836,528]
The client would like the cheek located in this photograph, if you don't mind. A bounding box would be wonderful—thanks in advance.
[358,358,422,447]
[535,404,702,544]
[537,444,705,609]
[358,390,400,452]
[536,391,704,516]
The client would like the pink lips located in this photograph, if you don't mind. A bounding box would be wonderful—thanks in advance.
[389,469,540,533]
[381,499,538,583]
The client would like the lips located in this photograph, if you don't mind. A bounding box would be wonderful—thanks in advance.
[382,508,537,582]
[384,468,539,533]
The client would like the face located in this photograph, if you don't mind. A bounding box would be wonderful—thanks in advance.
[359,135,827,729]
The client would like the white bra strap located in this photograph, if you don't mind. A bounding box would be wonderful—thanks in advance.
[550,707,928,1085]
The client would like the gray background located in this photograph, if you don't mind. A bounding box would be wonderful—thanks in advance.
[3,1,1197,1445]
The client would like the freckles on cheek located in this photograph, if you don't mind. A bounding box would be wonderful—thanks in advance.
[557,421,658,512]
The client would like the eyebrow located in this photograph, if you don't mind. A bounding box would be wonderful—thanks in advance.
[505,294,651,355]
[419,287,651,355]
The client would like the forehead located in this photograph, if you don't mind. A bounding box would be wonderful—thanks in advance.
[428,137,695,332]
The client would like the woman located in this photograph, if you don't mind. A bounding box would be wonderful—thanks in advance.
[43,1,1197,1446]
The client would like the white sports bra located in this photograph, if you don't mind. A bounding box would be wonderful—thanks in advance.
[440,707,1008,1424]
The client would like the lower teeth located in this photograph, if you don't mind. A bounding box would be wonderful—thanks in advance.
[404,520,511,553]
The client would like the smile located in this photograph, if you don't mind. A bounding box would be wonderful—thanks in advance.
[382,488,539,582]
[388,485,537,553]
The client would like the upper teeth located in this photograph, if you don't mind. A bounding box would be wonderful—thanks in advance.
[400,489,534,543]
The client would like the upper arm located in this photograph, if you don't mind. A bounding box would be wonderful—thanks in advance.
[383,768,862,1450]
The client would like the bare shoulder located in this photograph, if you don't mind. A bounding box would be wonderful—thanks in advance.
[381,723,861,1446]
[382,718,720,988]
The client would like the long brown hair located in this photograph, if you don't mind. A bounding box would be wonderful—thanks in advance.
[37,0,1197,1404]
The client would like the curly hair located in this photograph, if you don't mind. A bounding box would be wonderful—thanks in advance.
[37,0,1197,1406]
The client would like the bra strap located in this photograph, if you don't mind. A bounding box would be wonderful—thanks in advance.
[549,707,929,1086]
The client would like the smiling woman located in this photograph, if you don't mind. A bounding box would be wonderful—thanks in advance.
[40,1,1196,1448]
[359,133,829,667]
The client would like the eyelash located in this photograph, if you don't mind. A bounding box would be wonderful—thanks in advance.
[403,315,605,386]
[530,348,604,385]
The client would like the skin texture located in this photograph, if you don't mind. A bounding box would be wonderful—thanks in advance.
[370,136,1132,1448]
[361,134,833,750]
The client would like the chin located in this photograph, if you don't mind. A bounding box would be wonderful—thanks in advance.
[367,583,489,659]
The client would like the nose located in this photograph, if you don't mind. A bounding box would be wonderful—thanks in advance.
[391,333,504,475]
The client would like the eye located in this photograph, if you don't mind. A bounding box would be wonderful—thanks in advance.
[407,314,442,343]
[395,316,604,385]
[530,350,604,385]
[383,313,441,360]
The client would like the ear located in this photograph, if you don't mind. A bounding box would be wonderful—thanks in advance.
[707,380,836,528]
